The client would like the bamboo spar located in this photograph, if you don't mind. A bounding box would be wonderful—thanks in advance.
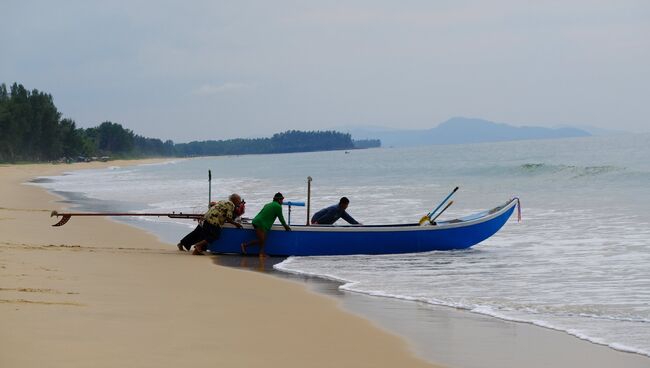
[306,176,312,225]
[50,210,203,227]
[208,170,212,209]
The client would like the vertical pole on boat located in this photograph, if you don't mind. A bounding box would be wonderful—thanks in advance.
[208,170,212,209]
[287,203,292,225]
[306,176,312,225]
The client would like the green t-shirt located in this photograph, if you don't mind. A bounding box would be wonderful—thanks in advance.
[252,201,287,231]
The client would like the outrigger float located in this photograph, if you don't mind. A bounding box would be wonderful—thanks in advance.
[50,174,521,256]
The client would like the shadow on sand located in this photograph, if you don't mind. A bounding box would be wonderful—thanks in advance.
[209,254,344,296]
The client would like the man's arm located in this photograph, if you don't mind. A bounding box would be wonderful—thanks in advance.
[276,204,291,230]
[340,211,359,225]
[226,219,243,228]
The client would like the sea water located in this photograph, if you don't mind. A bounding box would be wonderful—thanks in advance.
[36,134,650,357]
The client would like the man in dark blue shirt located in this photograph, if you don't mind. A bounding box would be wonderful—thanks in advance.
[311,197,360,225]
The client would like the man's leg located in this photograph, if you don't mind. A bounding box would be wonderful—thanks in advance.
[242,228,265,255]
[178,225,203,251]
[191,240,208,255]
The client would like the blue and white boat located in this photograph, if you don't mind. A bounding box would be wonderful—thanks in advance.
[208,198,520,256]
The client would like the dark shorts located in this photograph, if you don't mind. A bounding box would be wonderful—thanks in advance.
[179,222,222,249]
[201,221,222,242]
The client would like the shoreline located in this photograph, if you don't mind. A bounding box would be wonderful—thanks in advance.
[213,255,650,368]
[273,258,650,359]
[0,161,436,368]
[8,160,650,368]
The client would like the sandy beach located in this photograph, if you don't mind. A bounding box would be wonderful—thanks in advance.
[0,161,436,368]
[4,160,650,368]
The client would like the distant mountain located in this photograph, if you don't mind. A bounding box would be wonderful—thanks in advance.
[345,117,591,147]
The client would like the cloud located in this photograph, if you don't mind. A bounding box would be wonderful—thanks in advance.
[2,0,649,139]
[192,82,252,96]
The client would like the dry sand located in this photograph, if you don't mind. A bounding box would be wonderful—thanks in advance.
[0,161,437,368]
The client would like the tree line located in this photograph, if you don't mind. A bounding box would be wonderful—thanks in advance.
[0,83,379,163]
[176,130,358,156]
[0,83,174,162]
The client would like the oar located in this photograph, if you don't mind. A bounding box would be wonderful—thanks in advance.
[429,200,453,225]
[50,210,203,227]
[419,186,459,225]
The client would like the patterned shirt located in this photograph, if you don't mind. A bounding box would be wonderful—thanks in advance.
[203,200,235,227]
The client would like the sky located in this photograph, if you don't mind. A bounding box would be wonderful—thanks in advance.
[1,1,649,142]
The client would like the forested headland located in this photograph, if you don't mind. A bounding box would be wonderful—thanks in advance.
[0,83,379,163]
[176,132,379,156]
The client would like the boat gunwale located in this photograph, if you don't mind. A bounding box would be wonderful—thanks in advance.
[222,198,518,233]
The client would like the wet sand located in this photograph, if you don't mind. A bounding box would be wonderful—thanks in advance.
[0,162,436,368]
[214,254,650,368]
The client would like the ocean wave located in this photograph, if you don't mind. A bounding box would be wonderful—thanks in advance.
[518,163,625,178]
[274,258,650,358]
[136,159,183,167]
[460,162,637,180]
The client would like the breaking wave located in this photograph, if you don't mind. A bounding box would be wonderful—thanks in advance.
[518,163,624,178]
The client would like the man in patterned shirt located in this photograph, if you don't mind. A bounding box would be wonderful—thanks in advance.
[177,193,244,255]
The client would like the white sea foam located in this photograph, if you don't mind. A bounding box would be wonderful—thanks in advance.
[136,159,182,167]
[278,258,650,358]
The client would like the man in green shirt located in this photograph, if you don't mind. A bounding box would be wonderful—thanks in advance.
[241,192,291,257]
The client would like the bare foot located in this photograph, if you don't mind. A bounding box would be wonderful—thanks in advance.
[192,248,204,255]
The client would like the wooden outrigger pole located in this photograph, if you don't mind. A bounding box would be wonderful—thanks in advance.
[52,169,216,227]
[50,210,203,227]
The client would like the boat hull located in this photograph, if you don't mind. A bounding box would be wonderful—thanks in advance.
[208,198,518,256]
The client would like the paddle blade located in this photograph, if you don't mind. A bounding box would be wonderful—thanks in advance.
[418,215,430,225]
[52,214,71,227]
